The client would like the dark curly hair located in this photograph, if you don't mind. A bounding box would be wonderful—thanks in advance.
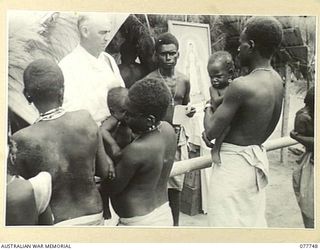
[23,59,64,103]
[128,78,170,122]
[244,16,283,59]
[155,32,179,52]
[208,51,235,73]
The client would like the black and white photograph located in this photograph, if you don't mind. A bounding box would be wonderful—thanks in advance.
[5,10,316,231]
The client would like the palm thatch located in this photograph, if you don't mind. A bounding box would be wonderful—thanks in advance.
[8,13,48,124]
[8,11,128,126]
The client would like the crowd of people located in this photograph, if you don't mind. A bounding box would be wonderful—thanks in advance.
[6,14,315,228]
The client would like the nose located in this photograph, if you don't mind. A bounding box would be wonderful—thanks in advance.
[211,77,218,83]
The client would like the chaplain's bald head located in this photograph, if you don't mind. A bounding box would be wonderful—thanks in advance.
[77,13,113,57]
[77,13,112,32]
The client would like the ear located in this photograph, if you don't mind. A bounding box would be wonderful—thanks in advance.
[146,115,156,128]
[80,25,89,38]
[176,51,180,59]
[248,40,255,49]
[228,68,235,76]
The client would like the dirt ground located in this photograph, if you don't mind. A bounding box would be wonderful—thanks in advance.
[179,149,305,228]
[179,93,306,228]
[265,150,304,228]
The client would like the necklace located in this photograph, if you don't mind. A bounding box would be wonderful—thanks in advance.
[250,67,273,74]
[35,107,66,123]
[158,69,176,106]
[133,122,162,142]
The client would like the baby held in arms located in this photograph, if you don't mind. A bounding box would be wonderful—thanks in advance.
[205,51,235,164]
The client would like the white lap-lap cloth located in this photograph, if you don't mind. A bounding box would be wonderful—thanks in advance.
[118,202,173,227]
[292,151,314,220]
[59,44,124,125]
[28,172,52,214]
[168,126,188,191]
[207,143,269,228]
[54,212,104,226]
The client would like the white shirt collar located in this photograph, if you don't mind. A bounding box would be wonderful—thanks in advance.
[75,44,104,65]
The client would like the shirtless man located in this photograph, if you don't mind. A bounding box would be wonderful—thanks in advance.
[118,42,148,88]
[13,59,110,225]
[291,86,315,228]
[104,78,177,226]
[143,32,196,226]
[203,16,284,227]
[6,136,53,225]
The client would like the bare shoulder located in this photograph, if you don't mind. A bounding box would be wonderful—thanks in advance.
[176,71,188,80]
[144,70,159,79]
[160,121,176,136]
[232,76,249,86]
[12,126,36,146]
[176,71,189,83]
[7,177,34,203]
[119,140,146,166]
[68,109,92,119]
[120,122,174,161]
[226,76,250,94]
[6,177,37,225]
[67,110,97,127]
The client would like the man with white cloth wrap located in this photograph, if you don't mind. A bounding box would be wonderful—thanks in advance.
[203,16,284,227]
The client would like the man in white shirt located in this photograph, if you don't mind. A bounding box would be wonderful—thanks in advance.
[59,13,125,125]
[58,13,125,225]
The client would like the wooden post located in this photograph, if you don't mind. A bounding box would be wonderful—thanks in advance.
[280,63,291,165]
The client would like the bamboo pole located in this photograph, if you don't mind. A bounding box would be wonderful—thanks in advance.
[170,136,298,177]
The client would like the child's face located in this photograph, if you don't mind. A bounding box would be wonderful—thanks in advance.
[207,61,231,89]
[111,98,127,121]
[124,97,148,134]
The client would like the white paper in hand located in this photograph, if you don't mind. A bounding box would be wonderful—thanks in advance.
[172,105,189,125]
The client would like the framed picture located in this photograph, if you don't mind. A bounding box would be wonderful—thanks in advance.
[168,20,212,105]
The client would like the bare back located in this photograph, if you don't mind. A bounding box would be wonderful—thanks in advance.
[13,110,103,223]
[109,122,177,218]
[119,63,147,89]
[224,70,283,145]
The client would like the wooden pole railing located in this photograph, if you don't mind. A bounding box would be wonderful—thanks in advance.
[170,136,298,177]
